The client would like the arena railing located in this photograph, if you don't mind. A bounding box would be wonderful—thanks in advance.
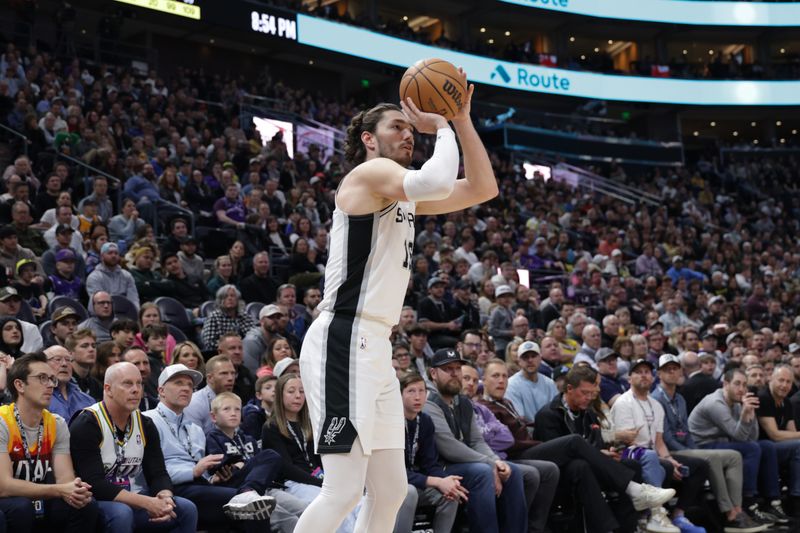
[0,123,30,160]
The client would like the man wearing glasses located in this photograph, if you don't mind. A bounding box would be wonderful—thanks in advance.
[44,345,93,422]
[65,329,102,401]
[78,291,115,343]
[0,352,100,531]
[505,341,558,421]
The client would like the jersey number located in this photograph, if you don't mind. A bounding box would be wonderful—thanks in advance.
[401,240,413,269]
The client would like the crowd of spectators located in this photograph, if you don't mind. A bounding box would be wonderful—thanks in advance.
[4,18,800,533]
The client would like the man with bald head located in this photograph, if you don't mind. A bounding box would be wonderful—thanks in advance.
[70,362,198,532]
[122,347,159,411]
[45,345,93,422]
[573,324,601,369]
[680,351,720,413]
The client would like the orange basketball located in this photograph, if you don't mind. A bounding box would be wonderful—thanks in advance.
[399,58,466,121]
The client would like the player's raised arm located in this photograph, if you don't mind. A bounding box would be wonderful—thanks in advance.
[417,69,499,215]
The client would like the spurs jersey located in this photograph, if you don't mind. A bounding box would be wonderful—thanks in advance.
[85,402,146,490]
[317,201,416,327]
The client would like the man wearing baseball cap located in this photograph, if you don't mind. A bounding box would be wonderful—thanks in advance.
[41,225,86,279]
[488,285,516,357]
[611,359,710,533]
[423,348,527,533]
[49,306,80,347]
[87,241,140,307]
[143,364,276,530]
[596,348,629,407]
[243,304,283,375]
[0,286,44,351]
[418,277,460,350]
[505,341,558,422]
[653,355,762,532]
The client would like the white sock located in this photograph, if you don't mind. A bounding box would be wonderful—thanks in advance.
[625,481,643,497]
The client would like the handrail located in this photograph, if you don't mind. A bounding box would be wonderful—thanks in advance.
[0,123,29,159]
[55,152,121,187]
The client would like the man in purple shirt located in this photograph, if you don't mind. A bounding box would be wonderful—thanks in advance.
[214,184,247,228]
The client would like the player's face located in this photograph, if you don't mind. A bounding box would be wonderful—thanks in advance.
[373,111,414,167]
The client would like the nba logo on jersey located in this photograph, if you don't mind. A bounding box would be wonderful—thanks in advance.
[359,337,367,350]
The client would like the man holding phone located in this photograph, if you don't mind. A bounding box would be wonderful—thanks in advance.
[611,359,709,533]
[689,368,790,525]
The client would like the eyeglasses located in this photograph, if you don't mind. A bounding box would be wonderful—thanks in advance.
[394,352,410,358]
[47,356,74,364]
[28,374,58,387]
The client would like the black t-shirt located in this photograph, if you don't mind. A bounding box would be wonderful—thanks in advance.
[757,388,794,436]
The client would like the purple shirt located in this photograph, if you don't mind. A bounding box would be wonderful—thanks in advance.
[471,401,515,459]
[213,197,246,223]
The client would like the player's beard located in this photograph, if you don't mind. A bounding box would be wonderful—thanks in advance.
[376,137,412,168]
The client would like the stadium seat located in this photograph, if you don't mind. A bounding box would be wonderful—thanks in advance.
[112,295,139,321]
[245,302,265,322]
[17,300,36,323]
[199,300,215,318]
[167,323,188,343]
[154,297,194,332]
[39,320,55,347]
[47,297,89,321]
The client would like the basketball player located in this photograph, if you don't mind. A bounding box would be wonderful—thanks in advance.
[295,68,497,532]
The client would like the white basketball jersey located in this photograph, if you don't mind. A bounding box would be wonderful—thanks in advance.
[317,200,416,327]
[86,402,146,490]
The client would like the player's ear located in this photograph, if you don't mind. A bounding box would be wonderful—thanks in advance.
[361,130,376,152]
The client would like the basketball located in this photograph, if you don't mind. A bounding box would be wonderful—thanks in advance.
[399,58,466,121]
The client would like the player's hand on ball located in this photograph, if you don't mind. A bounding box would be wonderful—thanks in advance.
[452,68,474,123]
[400,97,449,134]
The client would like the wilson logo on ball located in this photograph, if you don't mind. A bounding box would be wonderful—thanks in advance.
[442,80,463,109]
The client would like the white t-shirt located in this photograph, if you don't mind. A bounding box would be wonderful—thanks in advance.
[610,389,665,449]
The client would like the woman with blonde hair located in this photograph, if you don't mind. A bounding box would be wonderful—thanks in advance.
[547,318,579,362]
[504,338,523,376]
[172,340,206,390]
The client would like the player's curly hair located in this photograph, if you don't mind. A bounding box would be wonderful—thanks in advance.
[344,103,402,165]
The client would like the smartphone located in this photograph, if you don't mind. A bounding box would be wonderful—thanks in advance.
[678,465,690,477]
[747,386,759,396]
[209,454,243,475]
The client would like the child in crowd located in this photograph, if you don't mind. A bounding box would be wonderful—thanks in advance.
[142,323,169,378]
[46,249,83,299]
[78,198,101,237]
[110,319,139,350]
[242,375,277,440]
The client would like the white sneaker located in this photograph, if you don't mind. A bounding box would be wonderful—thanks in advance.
[630,484,677,511]
[223,490,276,521]
[646,507,680,533]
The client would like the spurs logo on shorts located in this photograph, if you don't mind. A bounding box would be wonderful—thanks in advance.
[323,417,347,446]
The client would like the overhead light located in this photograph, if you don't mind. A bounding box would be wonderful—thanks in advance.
[608,40,613,45]
[580,54,586,60]
[505,31,511,36]
[403,16,408,21]
[594,47,600,52]
[693,131,699,136]
[776,120,782,126]
[682,49,688,55]
[751,121,756,126]
[781,138,786,144]
[781,48,786,54]
[569,36,575,42]
[793,129,798,134]
[708,50,714,55]
[308,60,314,65]
[209,38,215,44]
[733,131,739,136]
[753,139,759,144]
[488,38,494,44]
[710,121,716,127]
[480,27,486,33]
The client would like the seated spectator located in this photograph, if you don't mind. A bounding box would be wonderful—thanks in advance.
[108,198,145,245]
[207,255,238,297]
[239,252,278,305]
[10,201,47,255]
[134,303,177,364]
[41,225,86,280]
[144,364,276,530]
[66,329,103,401]
[86,242,140,308]
[44,345,93,423]
[0,287,43,352]
[110,319,139,352]
[505,341,558,422]
[653,354,761,531]
[45,249,83,300]
[418,277,461,350]
[680,351,720,413]
[391,343,413,377]
[160,218,190,259]
[0,225,39,280]
[276,283,307,342]
[184,355,237,434]
[574,324,602,368]
[423,348,528,533]
[689,368,790,525]
[201,285,257,352]
[129,243,167,303]
[215,183,247,229]
[177,236,204,284]
[242,374,276,440]
[243,304,282,375]
[261,373,360,531]
[79,291,115,343]
[84,224,108,275]
[44,207,83,253]
[215,332,256,404]
[171,341,206,390]
[49,306,80,348]
[0,316,25,359]
[160,252,207,310]
[287,238,323,289]
[0,353,101,532]
[596,347,629,406]
[488,285,515,356]
[12,258,47,321]
[69,361,198,533]
[92,340,120,383]
[122,346,160,411]
[78,176,113,223]
[257,336,295,377]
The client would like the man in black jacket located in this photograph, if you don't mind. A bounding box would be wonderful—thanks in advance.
[679,351,720,413]
[534,364,675,533]
[239,252,278,305]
